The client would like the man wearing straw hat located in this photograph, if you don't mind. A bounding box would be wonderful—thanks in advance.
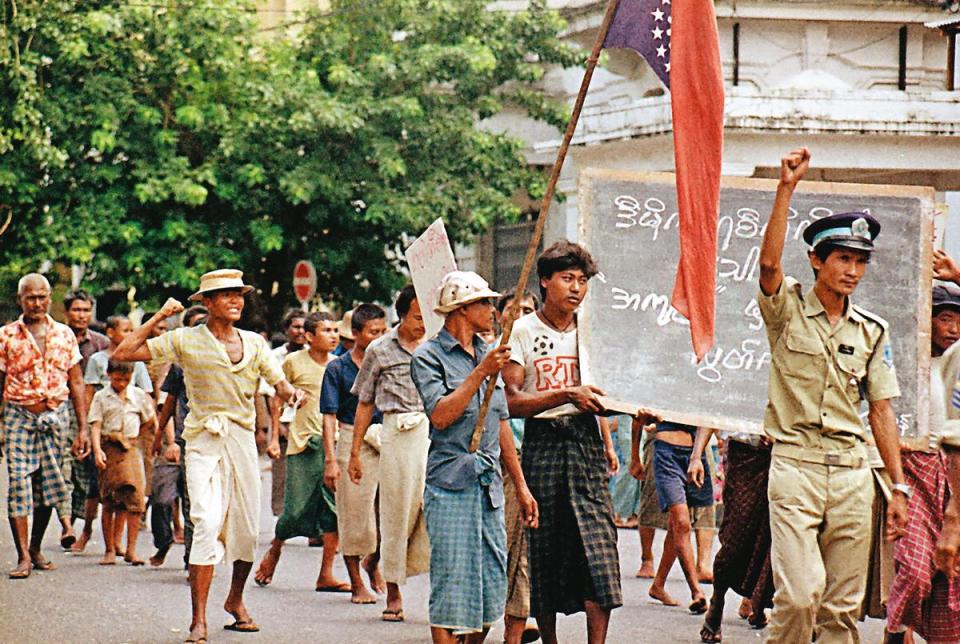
[411,271,538,643]
[116,269,305,643]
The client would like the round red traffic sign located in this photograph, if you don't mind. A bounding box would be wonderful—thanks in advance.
[293,260,316,303]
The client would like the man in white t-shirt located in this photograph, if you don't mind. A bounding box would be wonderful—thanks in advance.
[503,240,621,644]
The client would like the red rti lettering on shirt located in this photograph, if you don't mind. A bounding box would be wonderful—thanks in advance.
[532,356,579,391]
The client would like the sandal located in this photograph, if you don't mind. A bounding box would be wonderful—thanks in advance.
[316,581,352,593]
[700,622,722,643]
[382,609,404,622]
[224,619,260,633]
[31,558,57,571]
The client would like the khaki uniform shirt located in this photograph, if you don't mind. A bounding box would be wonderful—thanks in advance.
[938,340,960,449]
[759,277,900,450]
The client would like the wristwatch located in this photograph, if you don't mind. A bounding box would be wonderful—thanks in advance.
[891,483,913,499]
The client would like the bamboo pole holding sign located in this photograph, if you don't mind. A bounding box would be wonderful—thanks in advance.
[468,0,623,453]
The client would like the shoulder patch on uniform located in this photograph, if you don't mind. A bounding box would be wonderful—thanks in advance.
[851,304,889,329]
[882,343,894,369]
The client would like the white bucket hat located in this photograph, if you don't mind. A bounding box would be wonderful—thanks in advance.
[434,271,501,314]
[338,311,355,340]
[188,269,254,302]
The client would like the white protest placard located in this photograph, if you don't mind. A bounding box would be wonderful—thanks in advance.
[405,218,458,338]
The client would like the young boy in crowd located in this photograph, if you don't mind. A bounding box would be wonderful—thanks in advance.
[254,312,349,591]
[85,315,155,557]
[90,360,157,566]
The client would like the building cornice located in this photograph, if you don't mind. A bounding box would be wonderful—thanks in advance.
[532,88,960,153]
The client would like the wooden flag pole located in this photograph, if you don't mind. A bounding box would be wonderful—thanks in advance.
[469,0,622,453]
[0,205,11,238]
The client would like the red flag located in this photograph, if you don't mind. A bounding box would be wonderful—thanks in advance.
[668,0,724,361]
[604,0,725,360]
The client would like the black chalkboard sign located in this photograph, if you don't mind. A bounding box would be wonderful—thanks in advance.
[578,170,935,440]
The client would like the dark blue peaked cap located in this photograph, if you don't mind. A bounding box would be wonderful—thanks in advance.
[802,211,881,252]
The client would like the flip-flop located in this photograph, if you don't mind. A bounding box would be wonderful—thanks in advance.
[699,622,722,643]
[8,567,30,579]
[689,597,708,615]
[316,581,352,593]
[31,559,57,571]
[60,534,76,550]
[382,609,404,623]
[224,620,260,633]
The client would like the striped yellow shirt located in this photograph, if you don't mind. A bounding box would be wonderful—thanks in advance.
[147,325,283,441]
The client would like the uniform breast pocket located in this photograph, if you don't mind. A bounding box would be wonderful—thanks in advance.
[837,355,867,404]
[776,331,823,382]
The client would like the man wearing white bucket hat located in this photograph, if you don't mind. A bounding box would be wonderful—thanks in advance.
[411,271,538,643]
[116,269,306,643]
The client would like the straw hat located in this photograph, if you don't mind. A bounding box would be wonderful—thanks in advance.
[434,271,501,314]
[188,269,254,302]
[338,311,355,340]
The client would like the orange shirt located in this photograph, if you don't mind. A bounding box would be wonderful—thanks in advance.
[0,315,81,407]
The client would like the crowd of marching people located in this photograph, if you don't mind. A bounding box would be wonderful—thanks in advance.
[4,148,960,644]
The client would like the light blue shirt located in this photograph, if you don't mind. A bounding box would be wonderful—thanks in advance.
[411,328,509,507]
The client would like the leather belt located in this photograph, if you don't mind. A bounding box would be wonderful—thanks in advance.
[772,442,867,469]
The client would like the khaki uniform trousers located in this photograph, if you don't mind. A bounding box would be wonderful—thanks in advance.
[335,423,379,557]
[767,448,874,644]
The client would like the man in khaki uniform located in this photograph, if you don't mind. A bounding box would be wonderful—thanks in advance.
[758,148,909,644]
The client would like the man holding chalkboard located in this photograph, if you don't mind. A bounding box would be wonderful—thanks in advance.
[503,240,621,644]
[757,148,909,644]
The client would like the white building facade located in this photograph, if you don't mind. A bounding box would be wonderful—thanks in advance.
[473,0,960,287]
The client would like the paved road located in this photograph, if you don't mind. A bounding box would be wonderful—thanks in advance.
[0,457,887,643]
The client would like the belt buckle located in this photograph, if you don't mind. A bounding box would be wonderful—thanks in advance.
[825,453,841,466]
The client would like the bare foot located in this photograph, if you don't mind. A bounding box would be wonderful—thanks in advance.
[173,529,185,545]
[186,622,207,643]
[363,557,386,594]
[125,553,145,566]
[636,559,655,578]
[351,586,377,604]
[254,549,280,587]
[649,585,680,606]
[72,531,91,553]
[738,598,751,619]
[698,570,714,584]
[99,551,117,566]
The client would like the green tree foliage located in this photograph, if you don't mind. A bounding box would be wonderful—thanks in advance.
[0,0,580,318]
